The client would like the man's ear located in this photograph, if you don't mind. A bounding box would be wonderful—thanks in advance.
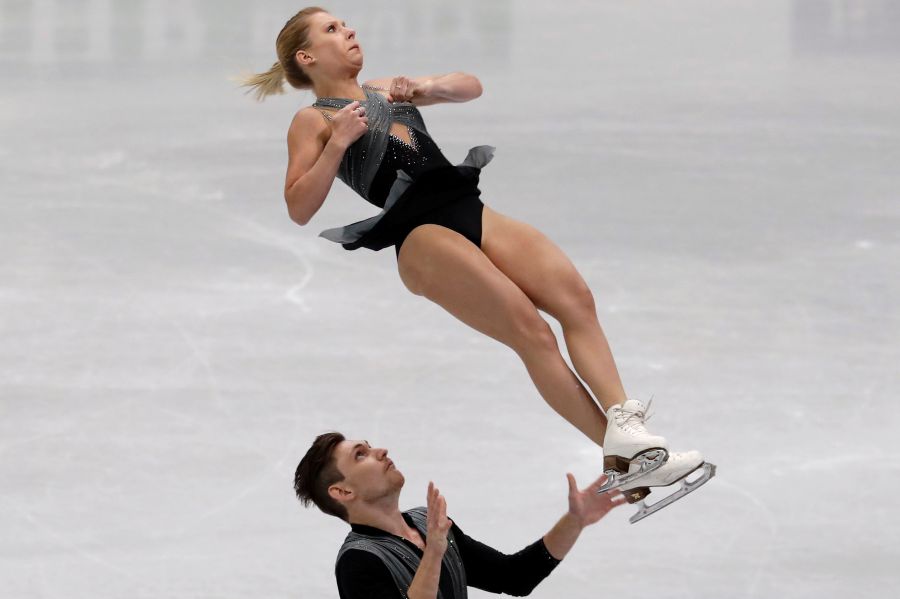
[328,483,353,504]
[296,50,315,66]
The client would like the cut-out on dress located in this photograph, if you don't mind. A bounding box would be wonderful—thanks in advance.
[313,88,494,254]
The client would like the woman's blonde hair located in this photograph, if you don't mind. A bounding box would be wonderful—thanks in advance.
[240,6,328,101]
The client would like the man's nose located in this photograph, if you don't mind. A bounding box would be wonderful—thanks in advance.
[376,448,388,460]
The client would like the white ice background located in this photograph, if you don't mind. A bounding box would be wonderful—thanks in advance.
[1,1,898,598]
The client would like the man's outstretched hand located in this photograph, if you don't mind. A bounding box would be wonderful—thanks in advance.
[566,473,627,527]
[425,481,453,556]
[408,483,454,599]
[543,472,628,561]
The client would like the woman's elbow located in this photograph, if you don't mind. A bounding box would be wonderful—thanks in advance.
[290,213,310,227]
[467,73,483,99]
[290,211,311,227]
[285,198,311,226]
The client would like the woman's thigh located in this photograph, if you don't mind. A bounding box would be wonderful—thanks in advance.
[479,206,596,320]
[396,223,550,348]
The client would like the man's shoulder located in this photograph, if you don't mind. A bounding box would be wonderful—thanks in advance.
[336,545,384,568]
[335,547,399,597]
[403,506,462,534]
[404,506,428,518]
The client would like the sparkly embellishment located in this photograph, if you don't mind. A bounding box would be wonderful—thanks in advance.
[383,127,432,176]
[389,126,419,153]
[312,90,457,225]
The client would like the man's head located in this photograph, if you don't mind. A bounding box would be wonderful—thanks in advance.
[294,432,405,522]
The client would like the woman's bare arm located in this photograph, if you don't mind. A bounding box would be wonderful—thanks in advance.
[284,102,368,225]
[284,108,340,225]
[364,72,482,106]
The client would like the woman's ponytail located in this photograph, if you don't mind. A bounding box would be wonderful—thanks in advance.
[239,7,327,101]
[240,61,287,102]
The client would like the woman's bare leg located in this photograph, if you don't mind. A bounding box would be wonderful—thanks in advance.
[481,207,628,412]
[397,224,607,445]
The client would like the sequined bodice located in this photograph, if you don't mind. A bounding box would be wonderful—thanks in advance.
[366,127,453,208]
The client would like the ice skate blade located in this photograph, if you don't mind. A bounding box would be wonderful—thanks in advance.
[629,462,716,524]
[596,448,669,494]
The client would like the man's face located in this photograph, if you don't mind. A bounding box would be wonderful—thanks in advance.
[329,439,405,508]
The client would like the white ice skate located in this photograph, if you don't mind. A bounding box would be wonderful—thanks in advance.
[596,399,669,494]
[621,450,717,524]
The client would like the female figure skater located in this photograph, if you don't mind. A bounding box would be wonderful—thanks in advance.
[243,7,713,516]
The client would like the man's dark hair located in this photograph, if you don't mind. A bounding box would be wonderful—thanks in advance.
[294,431,349,521]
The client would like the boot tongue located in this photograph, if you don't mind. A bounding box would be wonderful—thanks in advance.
[622,399,647,414]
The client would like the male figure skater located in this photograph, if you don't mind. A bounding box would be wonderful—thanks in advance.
[294,432,626,598]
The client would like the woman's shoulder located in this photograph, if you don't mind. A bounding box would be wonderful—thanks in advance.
[287,106,330,140]
[292,105,329,125]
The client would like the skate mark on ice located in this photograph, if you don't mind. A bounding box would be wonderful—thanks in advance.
[221,215,317,314]
[772,449,896,474]
[715,477,778,598]
[194,378,309,523]
[109,173,319,314]
[2,499,141,582]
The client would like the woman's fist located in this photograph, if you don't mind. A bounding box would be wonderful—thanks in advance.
[328,101,368,149]
[386,76,427,103]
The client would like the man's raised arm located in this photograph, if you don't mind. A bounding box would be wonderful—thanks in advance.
[453,472,625,596]
[543,472,626,559]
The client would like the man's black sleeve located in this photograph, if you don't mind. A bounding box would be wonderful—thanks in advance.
[451,521,561,596]
[336,549,402,599]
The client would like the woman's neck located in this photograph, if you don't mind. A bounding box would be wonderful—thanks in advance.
[313,78,366,101]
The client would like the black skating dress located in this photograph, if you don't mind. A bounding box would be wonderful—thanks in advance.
[314,88,495,254]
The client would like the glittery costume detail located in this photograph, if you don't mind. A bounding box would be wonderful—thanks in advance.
[336,506,467,599]
[367,127,452,208]
[313,89,494,249]
[312,88,432,201]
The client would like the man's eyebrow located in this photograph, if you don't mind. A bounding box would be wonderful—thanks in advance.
[350,441,371,454]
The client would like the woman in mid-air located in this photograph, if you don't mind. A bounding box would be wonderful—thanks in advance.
[243,7,713,513]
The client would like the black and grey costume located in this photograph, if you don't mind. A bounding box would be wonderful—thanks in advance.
[314,88,494,254]
[336,507,560,599]
[313,92,557,599]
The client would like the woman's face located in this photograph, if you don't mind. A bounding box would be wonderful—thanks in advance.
[301,12,363,73]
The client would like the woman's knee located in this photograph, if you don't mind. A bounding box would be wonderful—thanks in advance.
[552,275,598,326]
[506,305,558,354]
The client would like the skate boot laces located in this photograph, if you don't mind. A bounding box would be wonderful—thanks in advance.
[616,399,655,435]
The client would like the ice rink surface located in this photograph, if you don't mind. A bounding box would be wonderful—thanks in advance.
[1,1,898,597]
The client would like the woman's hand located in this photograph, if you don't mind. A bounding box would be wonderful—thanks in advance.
[424,481,453,557]
[566,473,626,528]
[328,101,368,149]
[386,76,429,103]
